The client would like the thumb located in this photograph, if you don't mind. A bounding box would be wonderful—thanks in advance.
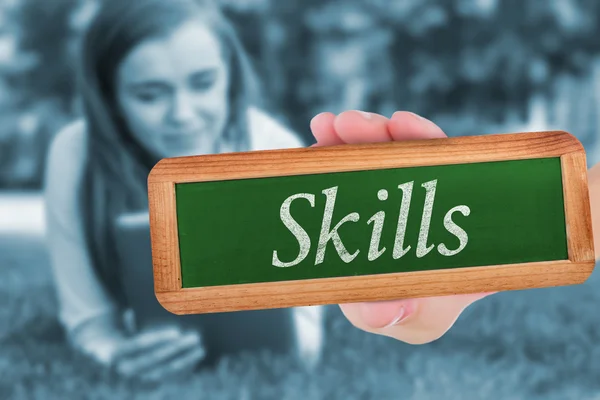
[339,292,495,345]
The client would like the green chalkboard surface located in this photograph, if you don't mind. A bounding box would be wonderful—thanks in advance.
[147,131,595,314]
[176,158,567,288]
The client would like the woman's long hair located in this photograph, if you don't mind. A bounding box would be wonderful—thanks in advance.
[77,0,259,308]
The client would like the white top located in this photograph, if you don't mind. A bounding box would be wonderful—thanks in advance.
[44,107,305,335]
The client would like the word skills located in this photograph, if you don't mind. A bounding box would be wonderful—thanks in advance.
[272,179,471,268]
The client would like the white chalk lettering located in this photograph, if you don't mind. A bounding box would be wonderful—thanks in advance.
[416,179,437,258]
[393,181,413,259]
[367,189,388,261]
[272,193,315,267]
[272,178,471,267]
[315,186,360,265]
[438,205,470,256]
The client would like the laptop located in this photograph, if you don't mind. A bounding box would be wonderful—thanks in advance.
[114,211,297,366]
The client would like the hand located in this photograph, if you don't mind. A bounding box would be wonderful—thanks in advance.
[70,315,205,383]
[310,110,496,344]
[110,325,205,382]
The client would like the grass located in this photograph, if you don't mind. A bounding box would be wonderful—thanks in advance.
[2,235,600,399]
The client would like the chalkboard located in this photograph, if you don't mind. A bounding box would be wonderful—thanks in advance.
[148,131,595,315]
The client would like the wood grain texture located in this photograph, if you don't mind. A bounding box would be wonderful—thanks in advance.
[147,181,182,292]
[147,130,596,315]
[155,260,595,315]
[148,131,584,184]
[561,152,596,263]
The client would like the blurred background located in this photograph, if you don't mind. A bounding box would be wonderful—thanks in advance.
[2,0,600,398]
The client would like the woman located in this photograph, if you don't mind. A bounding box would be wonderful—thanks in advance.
[44,0,324,382]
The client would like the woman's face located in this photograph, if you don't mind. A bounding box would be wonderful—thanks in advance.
[115,21,230,158]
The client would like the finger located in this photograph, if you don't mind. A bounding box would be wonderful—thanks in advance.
[113,326,182,360]
[333,110,392,144]
[139,346,207,382]
[339,292,496,345]
[310,112,344,146]
[387,111,447,140]
[116,332,202,376]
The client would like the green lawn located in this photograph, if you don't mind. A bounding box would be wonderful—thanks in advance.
[2,235,600,399]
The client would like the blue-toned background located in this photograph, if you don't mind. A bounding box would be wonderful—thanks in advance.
[2,0,600,398]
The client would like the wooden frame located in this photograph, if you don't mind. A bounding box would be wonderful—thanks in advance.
[147,131,595,315]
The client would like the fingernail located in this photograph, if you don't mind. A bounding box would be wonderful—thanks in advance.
[409,112,429,122]
[357,111,373,120]
[384,302,414,328]
[384,307,406,328]
[393,111,432,123]
[405,112,445,138]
